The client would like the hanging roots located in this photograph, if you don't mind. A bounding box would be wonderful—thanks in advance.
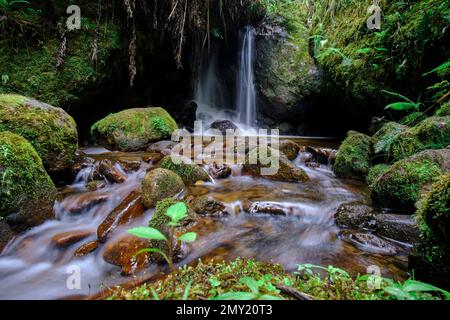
[55,30,67,68]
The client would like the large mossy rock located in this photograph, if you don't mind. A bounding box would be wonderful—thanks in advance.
[333,132,372,178]
[388,116,450,161]
[0,132,57,231]
[141,168,185,208]
[91,108,178,151]
[410,174,450,289]
[435,102,450,117]
[242,146,309,182]
[159,155,211,185]
[370,149,450,212]
[0,94,78,172]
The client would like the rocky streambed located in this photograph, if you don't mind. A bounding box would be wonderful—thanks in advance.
[0,138,415,299]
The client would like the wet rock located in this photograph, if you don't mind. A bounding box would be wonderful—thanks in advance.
[103,234,151,275]
[340,231,399,255]
[86,180,107,192]
[374,214,420,244]
[141,168,185,208]
[371,149,449,212]
[334,202,375,229]
[147,199,197,263]
[117,159,141,173]
[98,159,127,184]
[52,229,94,248]
[333,131,372,179]
[208,162,232,179]
[0,132,57,232]
[305,146,336,165]
[279,140,300,161]
[71,151,95,177]
[91,107,178,152]
[64,193,109,214]
[0,94,78,172]
[246,201,290,216]
[159,155,211,185]
[243,146,309,182]
[97,190,145,242]
[0,220,15,252]
[209,120,238,134]
[147,140,177,155]
[74,240,99,257]
[190,196,228,216]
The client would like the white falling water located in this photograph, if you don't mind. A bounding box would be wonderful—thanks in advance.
[195,26,257,130]
[236,26,256,128]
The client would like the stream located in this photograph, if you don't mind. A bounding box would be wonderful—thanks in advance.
[0,137,410,300]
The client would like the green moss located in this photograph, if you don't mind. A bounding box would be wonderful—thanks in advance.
[435,102,450,117]
[0,94,78,171]
[388,129,425,161]
[107,257,444,300]
[400,112,426,127]
[370,152,444,212]
[366,164,390,187]
[0,131,56,218]
[372,122,407,156]
[159,155,211,185]
[91,108,178,152]
[333,132,372,178]
[141,168,185,208]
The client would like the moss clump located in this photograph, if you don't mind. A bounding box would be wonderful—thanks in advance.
[0,131,56,230]
[0,94,78,172]
[435,102,450,117]
[159,155,211,185]
[372,122,408,157]
[366,164,390,187]
[0,21,120,107]
[370,149,448,212]
[400,112,427,127]
[107,257,445,300]
[388,116,450,162]
[333,132,372,178]
[91,107,178,152]
[141,168,185,208]
[412,174,450,289]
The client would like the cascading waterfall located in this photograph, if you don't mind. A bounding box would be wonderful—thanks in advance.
[236,26,257,128]
[195,26,257,130]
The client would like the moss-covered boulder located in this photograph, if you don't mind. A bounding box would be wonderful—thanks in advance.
[388,116,450,161]
[147,198,197,263]
[370,149,450,212]
[0,132,57,231]
[366,164,390,187]
[372,122,408,159]
[400,112,426,127]
[159,155,211,185]
[333,132,372,178]
[243,146,309,182]
[410,174,450,289]
[0,94,78,172]
[91,108,178,151]
[279,139,300,161]
[141,168,185,208]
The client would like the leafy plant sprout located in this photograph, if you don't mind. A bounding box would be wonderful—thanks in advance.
[127,202,197,272]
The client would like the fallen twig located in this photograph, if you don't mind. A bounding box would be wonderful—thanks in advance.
[275,284,314,300]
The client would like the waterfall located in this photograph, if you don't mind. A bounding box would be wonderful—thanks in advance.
[236,26,256,128]
[194,26,257,130]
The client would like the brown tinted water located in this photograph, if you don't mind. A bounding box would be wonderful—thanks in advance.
[0,138,410,299]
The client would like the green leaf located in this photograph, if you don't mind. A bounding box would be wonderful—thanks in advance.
[402,280,448,295]
[178,232,197,242]
[356,48,371,54]
[127,227,167,241]
[383,286,413,300]
[259,294,284,300]
[213,292,256,300]
[384,102,419,111]
[240,277,260,294]
[150,287,160,300]
[423,61,450,76]
[165,202,187,223]
[183,280,193,300]
[381,90,415,103]
[209,277,221,288]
